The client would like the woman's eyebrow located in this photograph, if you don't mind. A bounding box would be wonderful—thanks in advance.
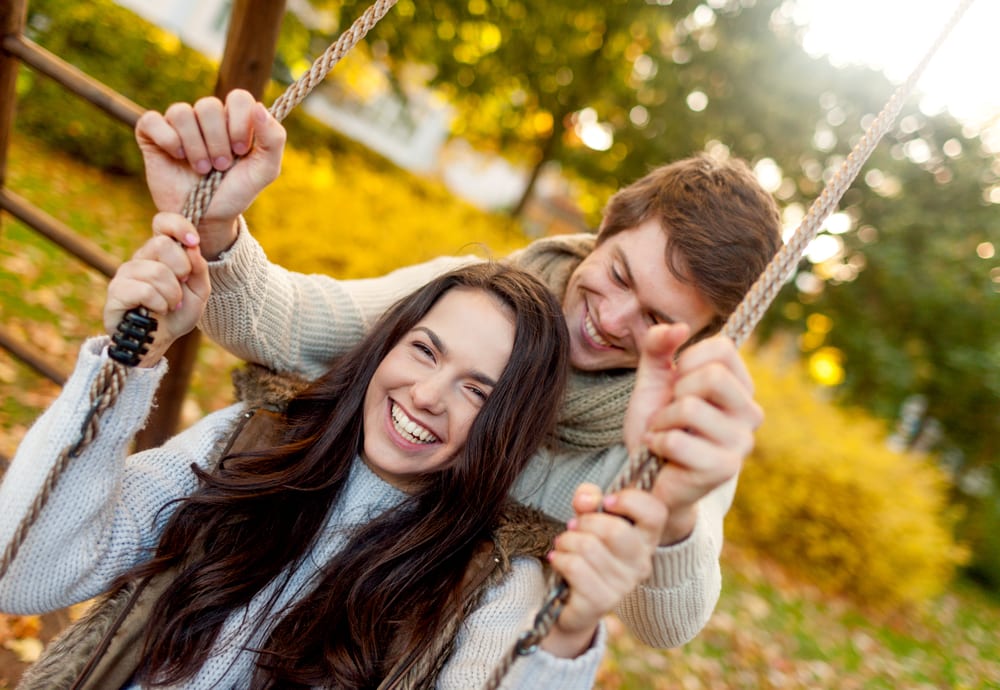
[413,326,498,387]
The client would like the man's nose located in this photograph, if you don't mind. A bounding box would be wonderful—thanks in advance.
[599,296,644,345]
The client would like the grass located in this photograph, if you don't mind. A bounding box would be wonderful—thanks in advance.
[2,134,999,688]
[599,545,1000,689]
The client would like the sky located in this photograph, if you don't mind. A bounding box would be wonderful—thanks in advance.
[794,0,998,133]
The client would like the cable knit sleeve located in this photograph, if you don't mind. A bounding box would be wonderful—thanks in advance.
[0,337,246,615]
[512,444,729,648]
[439,556,606,690]
[201,217,480,379]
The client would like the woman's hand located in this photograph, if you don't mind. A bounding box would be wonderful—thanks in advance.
[104,213,211,366]
[541,483,663,657]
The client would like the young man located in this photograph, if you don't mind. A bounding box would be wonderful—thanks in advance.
[134,89,782,648]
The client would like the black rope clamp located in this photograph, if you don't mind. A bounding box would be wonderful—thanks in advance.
[108,308,158,367]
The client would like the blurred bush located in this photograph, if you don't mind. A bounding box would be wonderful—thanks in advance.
[16,0,216,174]
[729,342,968,609]
[958,492,1000,592]
[246,146,525,277]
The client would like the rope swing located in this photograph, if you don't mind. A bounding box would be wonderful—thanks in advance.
[0,0,977,687]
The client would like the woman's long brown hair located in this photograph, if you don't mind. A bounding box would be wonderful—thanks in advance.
[122,263,568,688]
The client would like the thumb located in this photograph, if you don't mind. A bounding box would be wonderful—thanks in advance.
[623,323,689,452]
[247,103,285,174]
[183,244,211,306]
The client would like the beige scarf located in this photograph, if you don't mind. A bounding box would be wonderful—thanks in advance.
[507,234,634,452]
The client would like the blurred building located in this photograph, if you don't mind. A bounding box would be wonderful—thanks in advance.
[111,0,585,228]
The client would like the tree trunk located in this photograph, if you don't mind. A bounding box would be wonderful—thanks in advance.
[512,106,566,219]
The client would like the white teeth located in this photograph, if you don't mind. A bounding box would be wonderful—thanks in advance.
[391,403,438,444]
[584,312,612,347]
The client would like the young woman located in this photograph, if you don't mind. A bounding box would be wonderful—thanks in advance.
[0,214,658,689]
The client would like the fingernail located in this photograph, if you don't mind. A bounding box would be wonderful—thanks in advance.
[566,518,578,531]
[233,141,249,155]
[603,495,619,509]
[214,156,231,170]
[546,550,555,562]
[195,159,212,174]
[175,300,183,311]
[183,232,199,247]
[176,147,185,158]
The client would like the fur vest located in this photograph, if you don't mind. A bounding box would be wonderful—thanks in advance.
[16,366,562,690]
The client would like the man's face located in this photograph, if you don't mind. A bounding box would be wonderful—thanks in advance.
[561,218,715,372]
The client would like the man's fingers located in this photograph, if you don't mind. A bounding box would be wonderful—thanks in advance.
[135,110,185,159]
[246,102,286,185]
[676,335,755,394]
[224,89,257,156]
[192,96,232,172]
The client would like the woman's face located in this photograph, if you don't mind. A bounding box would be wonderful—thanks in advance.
[361,288,515,491]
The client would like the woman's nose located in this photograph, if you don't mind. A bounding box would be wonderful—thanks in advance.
[410,375,446,414]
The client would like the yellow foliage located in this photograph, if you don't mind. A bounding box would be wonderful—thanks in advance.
[730,342,967,609]
[245,148,527,279]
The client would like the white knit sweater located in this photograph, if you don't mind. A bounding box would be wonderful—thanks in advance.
[199,223,731,648]
[0,338,605,689]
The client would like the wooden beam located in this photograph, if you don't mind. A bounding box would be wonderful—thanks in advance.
[1,33,145,128]
[0,0,28,197]
[0,188,120,278]
[136,0,287,449]
[0,323,69,385]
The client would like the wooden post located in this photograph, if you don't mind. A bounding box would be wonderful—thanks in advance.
[216,0,287,99]
[135,0,287,450]
[0,0,28,227]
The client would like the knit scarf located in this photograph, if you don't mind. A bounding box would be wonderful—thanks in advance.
[507,233,635,452]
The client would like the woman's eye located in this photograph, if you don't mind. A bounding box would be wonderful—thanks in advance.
[468,386,488,402]
[611,266,627,287]
[413,342,434,359]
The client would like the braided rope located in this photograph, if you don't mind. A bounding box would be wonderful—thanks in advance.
[484,1,975,686]
[182,0,399,228]
[0,0,398,581]
[0,362,127,578]
[724,0,976,348]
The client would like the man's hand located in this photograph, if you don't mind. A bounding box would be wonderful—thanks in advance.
[134,89,286,259]
[624,325,764,545]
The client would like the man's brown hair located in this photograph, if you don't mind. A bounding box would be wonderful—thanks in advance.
[598,154,782,339]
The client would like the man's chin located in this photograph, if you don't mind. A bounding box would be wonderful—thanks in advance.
[569,348,611,372]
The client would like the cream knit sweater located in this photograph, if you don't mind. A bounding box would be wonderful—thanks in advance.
[0,338,606,689]
[199,223,732,648]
